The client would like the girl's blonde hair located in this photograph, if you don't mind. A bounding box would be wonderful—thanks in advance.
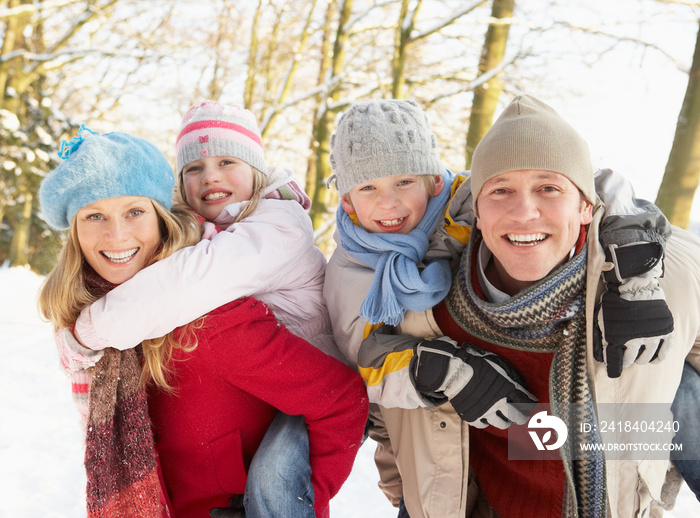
[38,200,202,390]
[177,166,267,224]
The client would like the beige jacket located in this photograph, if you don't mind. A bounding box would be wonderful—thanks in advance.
[324,170,699,518]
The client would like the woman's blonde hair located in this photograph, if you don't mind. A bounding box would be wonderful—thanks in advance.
[177,165,267,223]
[38,200,202,390]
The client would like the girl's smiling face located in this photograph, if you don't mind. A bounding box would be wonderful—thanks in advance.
[75,196,161,285]
[181,156,255,221]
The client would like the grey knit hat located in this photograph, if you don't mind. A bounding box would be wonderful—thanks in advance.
[328,99,444,195]
[470,94,596,204]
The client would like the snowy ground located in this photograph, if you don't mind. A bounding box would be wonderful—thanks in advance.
[1,265,697,517]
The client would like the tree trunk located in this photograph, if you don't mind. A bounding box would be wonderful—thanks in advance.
[655,20,700,229]
[9,186,32,266]
[465,0,514,169]
[308,0,352,236]
[392,0,421,99]
[305,1,337,204]
[244,0,263,110]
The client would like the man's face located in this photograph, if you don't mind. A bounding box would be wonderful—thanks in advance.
[341,174,443,235]
[476,170,593,295]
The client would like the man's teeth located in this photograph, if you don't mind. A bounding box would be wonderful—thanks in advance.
[102,248,138,263]
[379,217,405,226]
[204,192,230,201]
[507,233,546,246]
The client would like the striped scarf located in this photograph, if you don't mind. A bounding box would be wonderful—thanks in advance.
[445,231,606,518]
[85,347,165,517]
[82,265,165,517]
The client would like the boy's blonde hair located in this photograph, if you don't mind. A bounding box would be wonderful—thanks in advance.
[38,201,203,390]
[177,166,267,224]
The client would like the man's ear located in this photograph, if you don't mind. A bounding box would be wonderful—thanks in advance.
[433,175,445,196]
[580,200,594,225]
[341,194,355,214]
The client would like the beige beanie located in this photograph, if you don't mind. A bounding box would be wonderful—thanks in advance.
[470,94,596,203]
[328,99,444,195]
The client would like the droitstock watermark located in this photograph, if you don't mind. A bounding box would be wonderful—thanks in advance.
[507,403,695,461]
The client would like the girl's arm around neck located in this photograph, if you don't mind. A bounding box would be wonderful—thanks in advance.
[75,201,322,351]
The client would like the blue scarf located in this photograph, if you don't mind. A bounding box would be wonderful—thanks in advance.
[337,169,454,325]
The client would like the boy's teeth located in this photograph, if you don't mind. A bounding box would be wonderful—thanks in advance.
[379,218,405,226]
[507,233,546,246]
[204,192,229,201]
[102,248,138,263]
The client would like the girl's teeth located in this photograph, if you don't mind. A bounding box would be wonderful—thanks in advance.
[102,248,138,263]
[204,192,230,201]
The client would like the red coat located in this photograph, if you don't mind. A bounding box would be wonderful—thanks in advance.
[147,297,369,518]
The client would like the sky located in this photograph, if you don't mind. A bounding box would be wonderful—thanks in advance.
[1,265,698,516]
[500,1,700,227]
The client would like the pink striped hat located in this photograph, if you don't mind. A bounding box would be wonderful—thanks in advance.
[175,100,267,175]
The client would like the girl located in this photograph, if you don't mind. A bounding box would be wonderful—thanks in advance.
[38,126,368,518]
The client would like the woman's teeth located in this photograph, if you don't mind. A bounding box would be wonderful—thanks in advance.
[102,248,138,263]
[507,233,546,246]
[204,192,230,201]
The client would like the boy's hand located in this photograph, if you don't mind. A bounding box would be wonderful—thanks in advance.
[410,338,536,429]
[595,242,674,378]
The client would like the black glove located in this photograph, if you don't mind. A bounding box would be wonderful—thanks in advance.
[209,496,245,518]
[594,242,674,378]
[410,338,537,429]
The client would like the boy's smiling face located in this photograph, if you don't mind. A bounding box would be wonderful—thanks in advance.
[341,174,443,235]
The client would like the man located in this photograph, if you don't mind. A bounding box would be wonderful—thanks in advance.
[362,95,699,517]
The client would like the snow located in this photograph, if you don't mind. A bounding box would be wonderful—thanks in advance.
[0,265,696,517]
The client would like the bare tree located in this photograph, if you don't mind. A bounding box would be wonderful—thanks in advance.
[465,0,514,168]
[655,18,700,229]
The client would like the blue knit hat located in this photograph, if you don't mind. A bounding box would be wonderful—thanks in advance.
[39,125,175,229]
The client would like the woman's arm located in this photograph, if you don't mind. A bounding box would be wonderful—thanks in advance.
[75,200,320,351]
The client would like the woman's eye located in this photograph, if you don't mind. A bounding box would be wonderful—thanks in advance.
[129,209,144,217]
[87,214,103,221]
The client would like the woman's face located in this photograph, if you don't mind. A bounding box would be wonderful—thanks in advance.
[75,196,161,285]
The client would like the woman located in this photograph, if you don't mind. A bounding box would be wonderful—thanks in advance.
[38,126,368,518]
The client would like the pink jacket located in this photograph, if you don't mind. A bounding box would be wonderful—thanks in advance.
[75,167,343,361]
